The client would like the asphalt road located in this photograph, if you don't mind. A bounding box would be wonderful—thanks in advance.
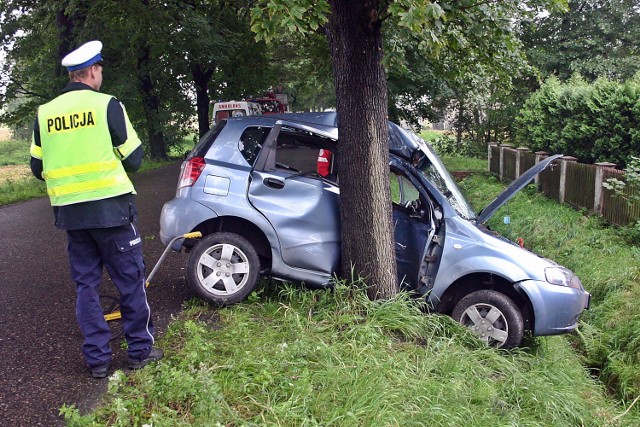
[0,162,193,426]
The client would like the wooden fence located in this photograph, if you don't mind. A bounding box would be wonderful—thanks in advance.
[488,144,639,227]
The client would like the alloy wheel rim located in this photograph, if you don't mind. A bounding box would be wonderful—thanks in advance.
[460,303,509,347]
[196,243,251,296]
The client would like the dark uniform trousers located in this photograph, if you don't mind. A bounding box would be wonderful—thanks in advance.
[66,222,154,368]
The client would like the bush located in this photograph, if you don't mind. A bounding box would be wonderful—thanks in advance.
[516,75,640,167]
[431,134,485,158]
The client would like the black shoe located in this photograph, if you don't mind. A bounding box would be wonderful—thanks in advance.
[128,348,164,370]
[90,364,110,379]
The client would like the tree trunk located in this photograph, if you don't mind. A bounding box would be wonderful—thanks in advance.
[55,4,88,79]
[456,100,464,144]
[55,11,75,79]
[191,63,213,138]
[136,31,166,159]
[326,0,398,299]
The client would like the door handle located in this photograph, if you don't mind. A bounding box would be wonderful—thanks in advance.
[263,177,285,189]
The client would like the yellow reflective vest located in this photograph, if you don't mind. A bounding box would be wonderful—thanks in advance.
[32,90,141,206]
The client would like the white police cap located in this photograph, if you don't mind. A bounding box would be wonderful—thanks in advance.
[61,41,103,72]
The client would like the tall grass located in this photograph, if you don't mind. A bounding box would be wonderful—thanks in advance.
[457,169,640,403]
[62,283,632,426]
[420,128,446,142]
[0,177,48,206]
[0,138,31,166]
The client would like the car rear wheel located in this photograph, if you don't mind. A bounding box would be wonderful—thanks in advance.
[187,232,260,305]
[451,290,524,348]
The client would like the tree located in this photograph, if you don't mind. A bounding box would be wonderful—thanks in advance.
[522,0,640,82]
[268,32,335,112]
[325,1,397,299]
[167,0,276,138]
[0,0,183,156]
[0,1,275,154]
[253,0,397,299]
[0,1,69,127]
[251,0,564,299]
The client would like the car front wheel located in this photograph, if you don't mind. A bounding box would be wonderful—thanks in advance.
[451,290,524,348]
[187,232,260,305]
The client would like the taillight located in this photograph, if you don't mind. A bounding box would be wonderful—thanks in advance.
[178,157,206,189]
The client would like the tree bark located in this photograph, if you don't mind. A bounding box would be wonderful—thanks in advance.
[326,0,398,299]
[191,63,214,138]
[55,10,75,79]
[55,4,88,79]
[136,0,166,159]
[137,43,166,159]
[456,100,464,144]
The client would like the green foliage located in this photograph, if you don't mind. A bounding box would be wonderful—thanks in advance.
[63,282,633,426]
[0,0,276,157]
[250,0,330,42]
[521,0,640,82]
[0,177,47,205]
[516,76,640,166]
[604,156,640,240]
[604,156,640,205]
[0,139,31,166]
[430,133,485,158]
[460,170,640,402]
[267,32,335,112]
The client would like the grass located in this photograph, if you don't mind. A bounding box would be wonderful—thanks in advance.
[5,139,639,424]
[60,156,640,426]
[455,163,640,403]
[0,138,31,166]
[420,128,447,142]
[61,283,633,426]
[441,155,486,173]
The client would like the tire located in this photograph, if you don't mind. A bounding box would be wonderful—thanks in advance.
[187,232,260,305]
[451,290,524,349]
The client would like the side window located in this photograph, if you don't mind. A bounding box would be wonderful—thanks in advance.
[239,126,270,165]
[271,128,338,182]
[275,142,319,172]
[390,171,420,207]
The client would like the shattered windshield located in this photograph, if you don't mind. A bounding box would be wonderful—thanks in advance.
[406,131,477,220]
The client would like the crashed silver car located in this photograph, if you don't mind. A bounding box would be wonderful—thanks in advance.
[159,112,590,348]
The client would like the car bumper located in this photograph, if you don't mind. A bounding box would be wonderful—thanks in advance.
[159,197,218,250]
[516,279,590,336]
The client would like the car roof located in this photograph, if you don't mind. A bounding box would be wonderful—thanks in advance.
[224,112,420,161]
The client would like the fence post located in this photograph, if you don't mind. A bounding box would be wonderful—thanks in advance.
[594,161,617,214]
[559,156,577,204]
[499,144,513,181]
[534,151,549,187]
[515,147,529,179]
[488,143,496,173]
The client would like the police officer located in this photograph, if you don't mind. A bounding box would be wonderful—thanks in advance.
[30,40,163,379]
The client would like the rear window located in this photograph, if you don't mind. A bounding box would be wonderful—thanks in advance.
[190,121,227,158]
[239,126,270,165]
